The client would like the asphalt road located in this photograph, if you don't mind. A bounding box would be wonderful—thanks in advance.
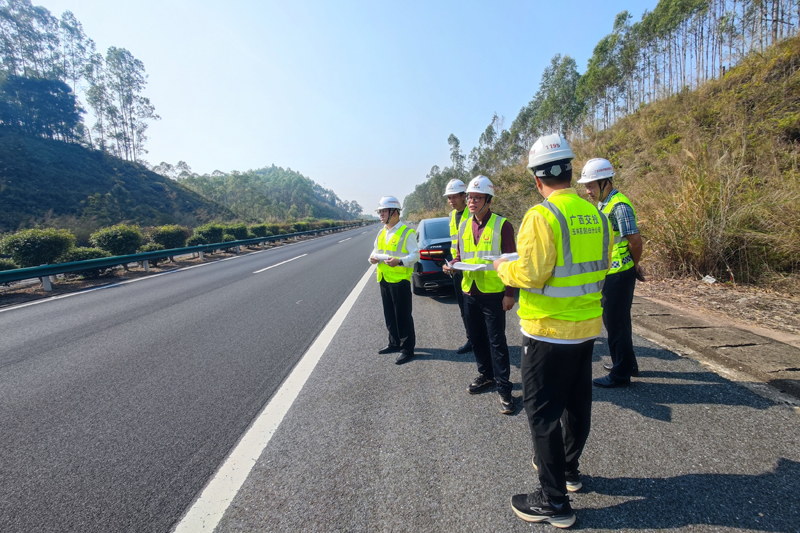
[216,275,800,532]
[0,226,379,532]
[3,225,799,532]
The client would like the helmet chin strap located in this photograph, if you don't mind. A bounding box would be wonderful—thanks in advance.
[599,179,610,201]
[476,198,489,218]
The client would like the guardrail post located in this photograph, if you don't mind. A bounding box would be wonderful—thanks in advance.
[236,245,241,254]
[38,264,52,292]
[143,260,150,272]
[199,251,204,260]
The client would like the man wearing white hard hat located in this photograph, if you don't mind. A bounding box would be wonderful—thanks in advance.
[444,175,517,416]
[369,196,419,364]
[578,158,645,387]
[494,133,613,528]
[443,178,472,355]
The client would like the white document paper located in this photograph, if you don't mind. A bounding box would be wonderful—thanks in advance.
[371,254,391,261]
[482,253,519,262]
[451,262,493,272]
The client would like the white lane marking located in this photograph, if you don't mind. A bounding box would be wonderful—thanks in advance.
[361,231,368,234]
[0,230,349,314]
[252,254,307,274]
[338,238,351,243]
[173,264,376,532]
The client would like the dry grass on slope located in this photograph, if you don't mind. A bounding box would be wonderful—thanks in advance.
[573,36,800,294]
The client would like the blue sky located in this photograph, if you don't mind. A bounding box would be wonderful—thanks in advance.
[37,0,658,214]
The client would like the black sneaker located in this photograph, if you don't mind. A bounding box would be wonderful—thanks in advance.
[499,393,515,415]
[565,470,583,492]
[510,489,576,528]
[531,458,582,492]
[467,375,496,394]
[394,351,414,365]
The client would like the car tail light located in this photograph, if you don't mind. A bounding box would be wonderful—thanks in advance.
[420,249,446,261]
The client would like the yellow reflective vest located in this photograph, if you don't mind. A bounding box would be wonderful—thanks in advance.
[458,213,507,294]
[601,191,636,275]
[449,208,465,259]
[518,193,611,325]
[376,224,414,283]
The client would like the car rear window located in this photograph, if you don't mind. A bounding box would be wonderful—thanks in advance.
[422,219,450,240]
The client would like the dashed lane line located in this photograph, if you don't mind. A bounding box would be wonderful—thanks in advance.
[173,264,376,532]
[252,254,307,274]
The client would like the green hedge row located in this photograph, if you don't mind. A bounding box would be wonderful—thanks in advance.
[0,219,358,276]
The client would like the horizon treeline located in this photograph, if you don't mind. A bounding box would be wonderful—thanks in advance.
[405,0,800,215]
[178,165,363,222]
[0,0,158,161]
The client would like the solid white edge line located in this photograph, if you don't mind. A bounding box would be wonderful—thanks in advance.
[172,264,376,532]
[252,253,307,274]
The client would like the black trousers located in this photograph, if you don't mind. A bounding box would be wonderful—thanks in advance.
[602,266,638,379]
[463,291,511,395]
[379,279,415,354]
[522,337,593,505]
[453,271,469,342]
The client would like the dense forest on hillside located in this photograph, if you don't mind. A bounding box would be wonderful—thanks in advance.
[178,166,362,221]
[0,0,158,161]
[0,1,362,232]
[405,0,800,290]
[0,129,233,235]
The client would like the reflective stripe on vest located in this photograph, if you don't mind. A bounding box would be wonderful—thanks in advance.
[449,209,459,258]
[538,200,610,279]
[376,224,413,283]
[516,194,609,326]
[601,191,636,274]
[458,213,505,293]
[523,200,611,298]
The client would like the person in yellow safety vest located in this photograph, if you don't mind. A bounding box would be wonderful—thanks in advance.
[369,196,419,365]
[443,175,517,416]
[443,178,473,355]
[578,158,646,388]
[494,133,614,529]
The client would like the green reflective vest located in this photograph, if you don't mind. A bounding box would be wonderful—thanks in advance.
[376,224,414,283]
[601,191,636,275]
[458,213,506,294]
[519,193,611,323]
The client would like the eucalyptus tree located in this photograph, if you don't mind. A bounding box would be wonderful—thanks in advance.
[0,0,61,78]
[58,10,93,93]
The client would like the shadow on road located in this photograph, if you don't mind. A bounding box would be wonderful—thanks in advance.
[577,458,799,532]
[590,341,775,421]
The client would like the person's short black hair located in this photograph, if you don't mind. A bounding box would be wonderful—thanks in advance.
[531,158,573,186]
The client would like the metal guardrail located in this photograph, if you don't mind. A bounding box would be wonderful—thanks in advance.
[0,223,372,287]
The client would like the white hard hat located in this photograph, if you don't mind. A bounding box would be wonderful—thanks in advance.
[465,175,495,196]
[376,195,401,212]
[577,158,616,183]
[527,133,576,177]
[443,178,467,196]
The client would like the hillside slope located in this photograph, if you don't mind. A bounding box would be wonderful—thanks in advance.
[574,35,800,289]
[179,166,361,222]
[0,130,233,233]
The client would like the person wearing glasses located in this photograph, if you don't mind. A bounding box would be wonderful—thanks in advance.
[369,196,419,365]
[443,176,517,415]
